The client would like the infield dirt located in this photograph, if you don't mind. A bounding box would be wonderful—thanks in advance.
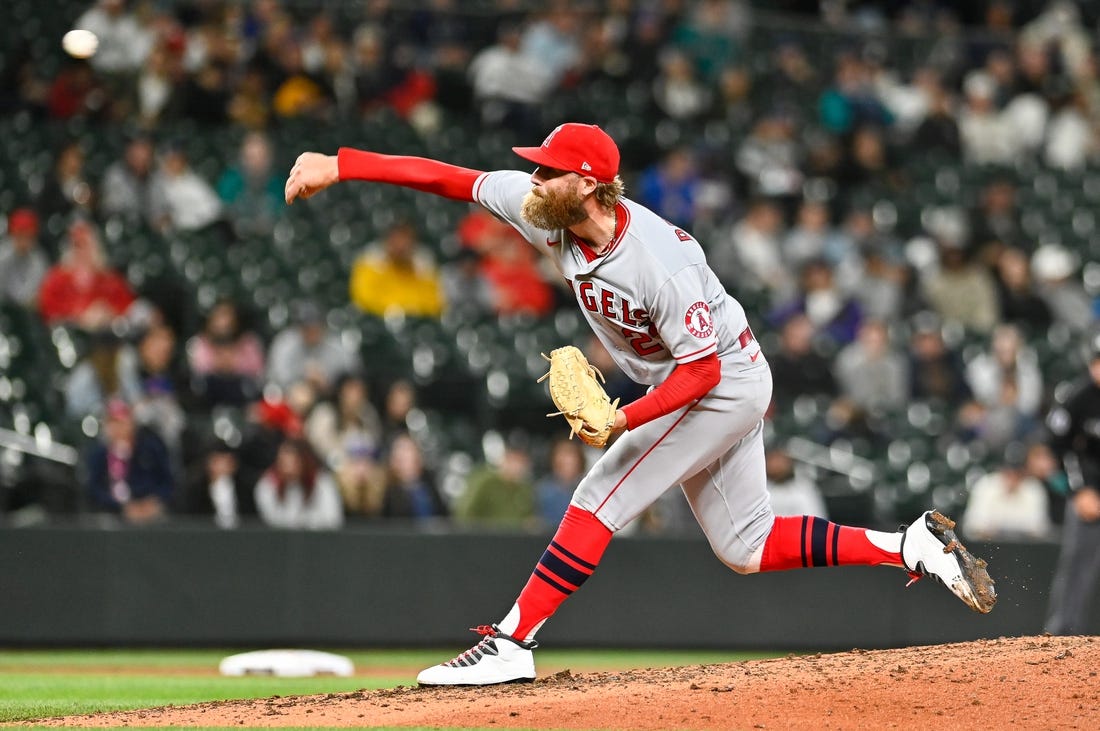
[28,635,1100,729]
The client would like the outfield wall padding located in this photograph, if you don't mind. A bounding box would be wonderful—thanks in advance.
[3,525,1095,648]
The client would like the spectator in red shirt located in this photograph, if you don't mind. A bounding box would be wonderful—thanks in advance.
[46,60,104,120]
[37,218,136,331]
[481,235,555,317]
[457,207,555,317]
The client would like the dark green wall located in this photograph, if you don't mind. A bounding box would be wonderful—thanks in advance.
[2,525,1094,648]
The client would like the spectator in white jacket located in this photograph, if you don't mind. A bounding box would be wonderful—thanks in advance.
[965,323,1044,417]
[148,143,224,233]
[961,450,1051,541]
[468,22,552,133]
[254,438,344,530]
[765,447,828,519]
[958,71,1018,165]
[1044,91,1094,171]
[75,0,153,76]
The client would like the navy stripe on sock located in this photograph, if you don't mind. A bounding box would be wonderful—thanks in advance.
[811,517,829,568]
[831,524,840,566]
[533,567,572,595]
[800,515,809,568]
[549,540,597,571]
[539,549,591,589]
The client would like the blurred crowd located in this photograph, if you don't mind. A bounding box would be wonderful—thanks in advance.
[2,0,1100,542]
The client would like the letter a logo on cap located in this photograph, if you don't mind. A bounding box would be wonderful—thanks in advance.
[542,125,563,148]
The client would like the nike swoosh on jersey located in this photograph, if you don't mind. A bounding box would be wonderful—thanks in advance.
[749,350,761,362]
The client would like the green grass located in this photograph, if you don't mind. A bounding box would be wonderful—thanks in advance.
[0,648,782,727]
[0,648,447,671]
[0,672,396,719]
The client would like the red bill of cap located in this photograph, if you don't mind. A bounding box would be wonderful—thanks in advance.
[513,123,620,183]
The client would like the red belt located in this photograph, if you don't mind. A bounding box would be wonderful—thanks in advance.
[737,325,756,349]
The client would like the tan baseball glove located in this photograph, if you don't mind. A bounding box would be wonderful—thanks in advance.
[537,346,620,448]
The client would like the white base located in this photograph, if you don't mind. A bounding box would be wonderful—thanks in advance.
[218,649,354,677]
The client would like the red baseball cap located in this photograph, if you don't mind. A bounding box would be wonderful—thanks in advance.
[513,123,620,183]
[7,208,39,236]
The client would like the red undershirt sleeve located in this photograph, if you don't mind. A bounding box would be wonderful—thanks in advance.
[619,353,722,430]
[337,148,483,202]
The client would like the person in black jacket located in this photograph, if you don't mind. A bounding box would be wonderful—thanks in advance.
[768,312,839,408]
[381,433,447,521]
[84,399,173,524]
[180,436,257,529]
[1044,333,1100,635]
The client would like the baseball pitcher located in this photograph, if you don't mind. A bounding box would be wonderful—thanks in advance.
[285,123,995,686]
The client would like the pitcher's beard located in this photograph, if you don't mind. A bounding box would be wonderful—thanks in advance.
[521,189,588,230]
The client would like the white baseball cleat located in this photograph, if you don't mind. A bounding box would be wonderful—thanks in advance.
[417,624,538,686]
[901,510,996,613]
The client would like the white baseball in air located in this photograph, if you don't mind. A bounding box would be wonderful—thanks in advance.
[62,29,99,59]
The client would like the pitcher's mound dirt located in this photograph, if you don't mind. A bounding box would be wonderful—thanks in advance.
[34,635,1100,729]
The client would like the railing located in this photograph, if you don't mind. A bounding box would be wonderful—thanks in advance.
[0,426,79,466]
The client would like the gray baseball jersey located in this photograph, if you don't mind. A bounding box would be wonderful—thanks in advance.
[474,170,776,567]
[475,171,761,383]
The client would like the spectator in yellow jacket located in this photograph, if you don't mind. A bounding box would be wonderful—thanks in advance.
[350,220,444,318]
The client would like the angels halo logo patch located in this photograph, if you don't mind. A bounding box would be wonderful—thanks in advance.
[685,301,714,338]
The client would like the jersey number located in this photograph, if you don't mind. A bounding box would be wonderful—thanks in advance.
[622,327,663,356]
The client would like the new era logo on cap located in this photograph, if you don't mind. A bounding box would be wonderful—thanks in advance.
[513,123,620,183]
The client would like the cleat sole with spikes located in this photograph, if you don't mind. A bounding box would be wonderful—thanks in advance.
[926,510,997,613]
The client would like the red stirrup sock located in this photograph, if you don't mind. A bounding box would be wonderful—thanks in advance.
[500,505,613,642]
[759,515,903,571]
